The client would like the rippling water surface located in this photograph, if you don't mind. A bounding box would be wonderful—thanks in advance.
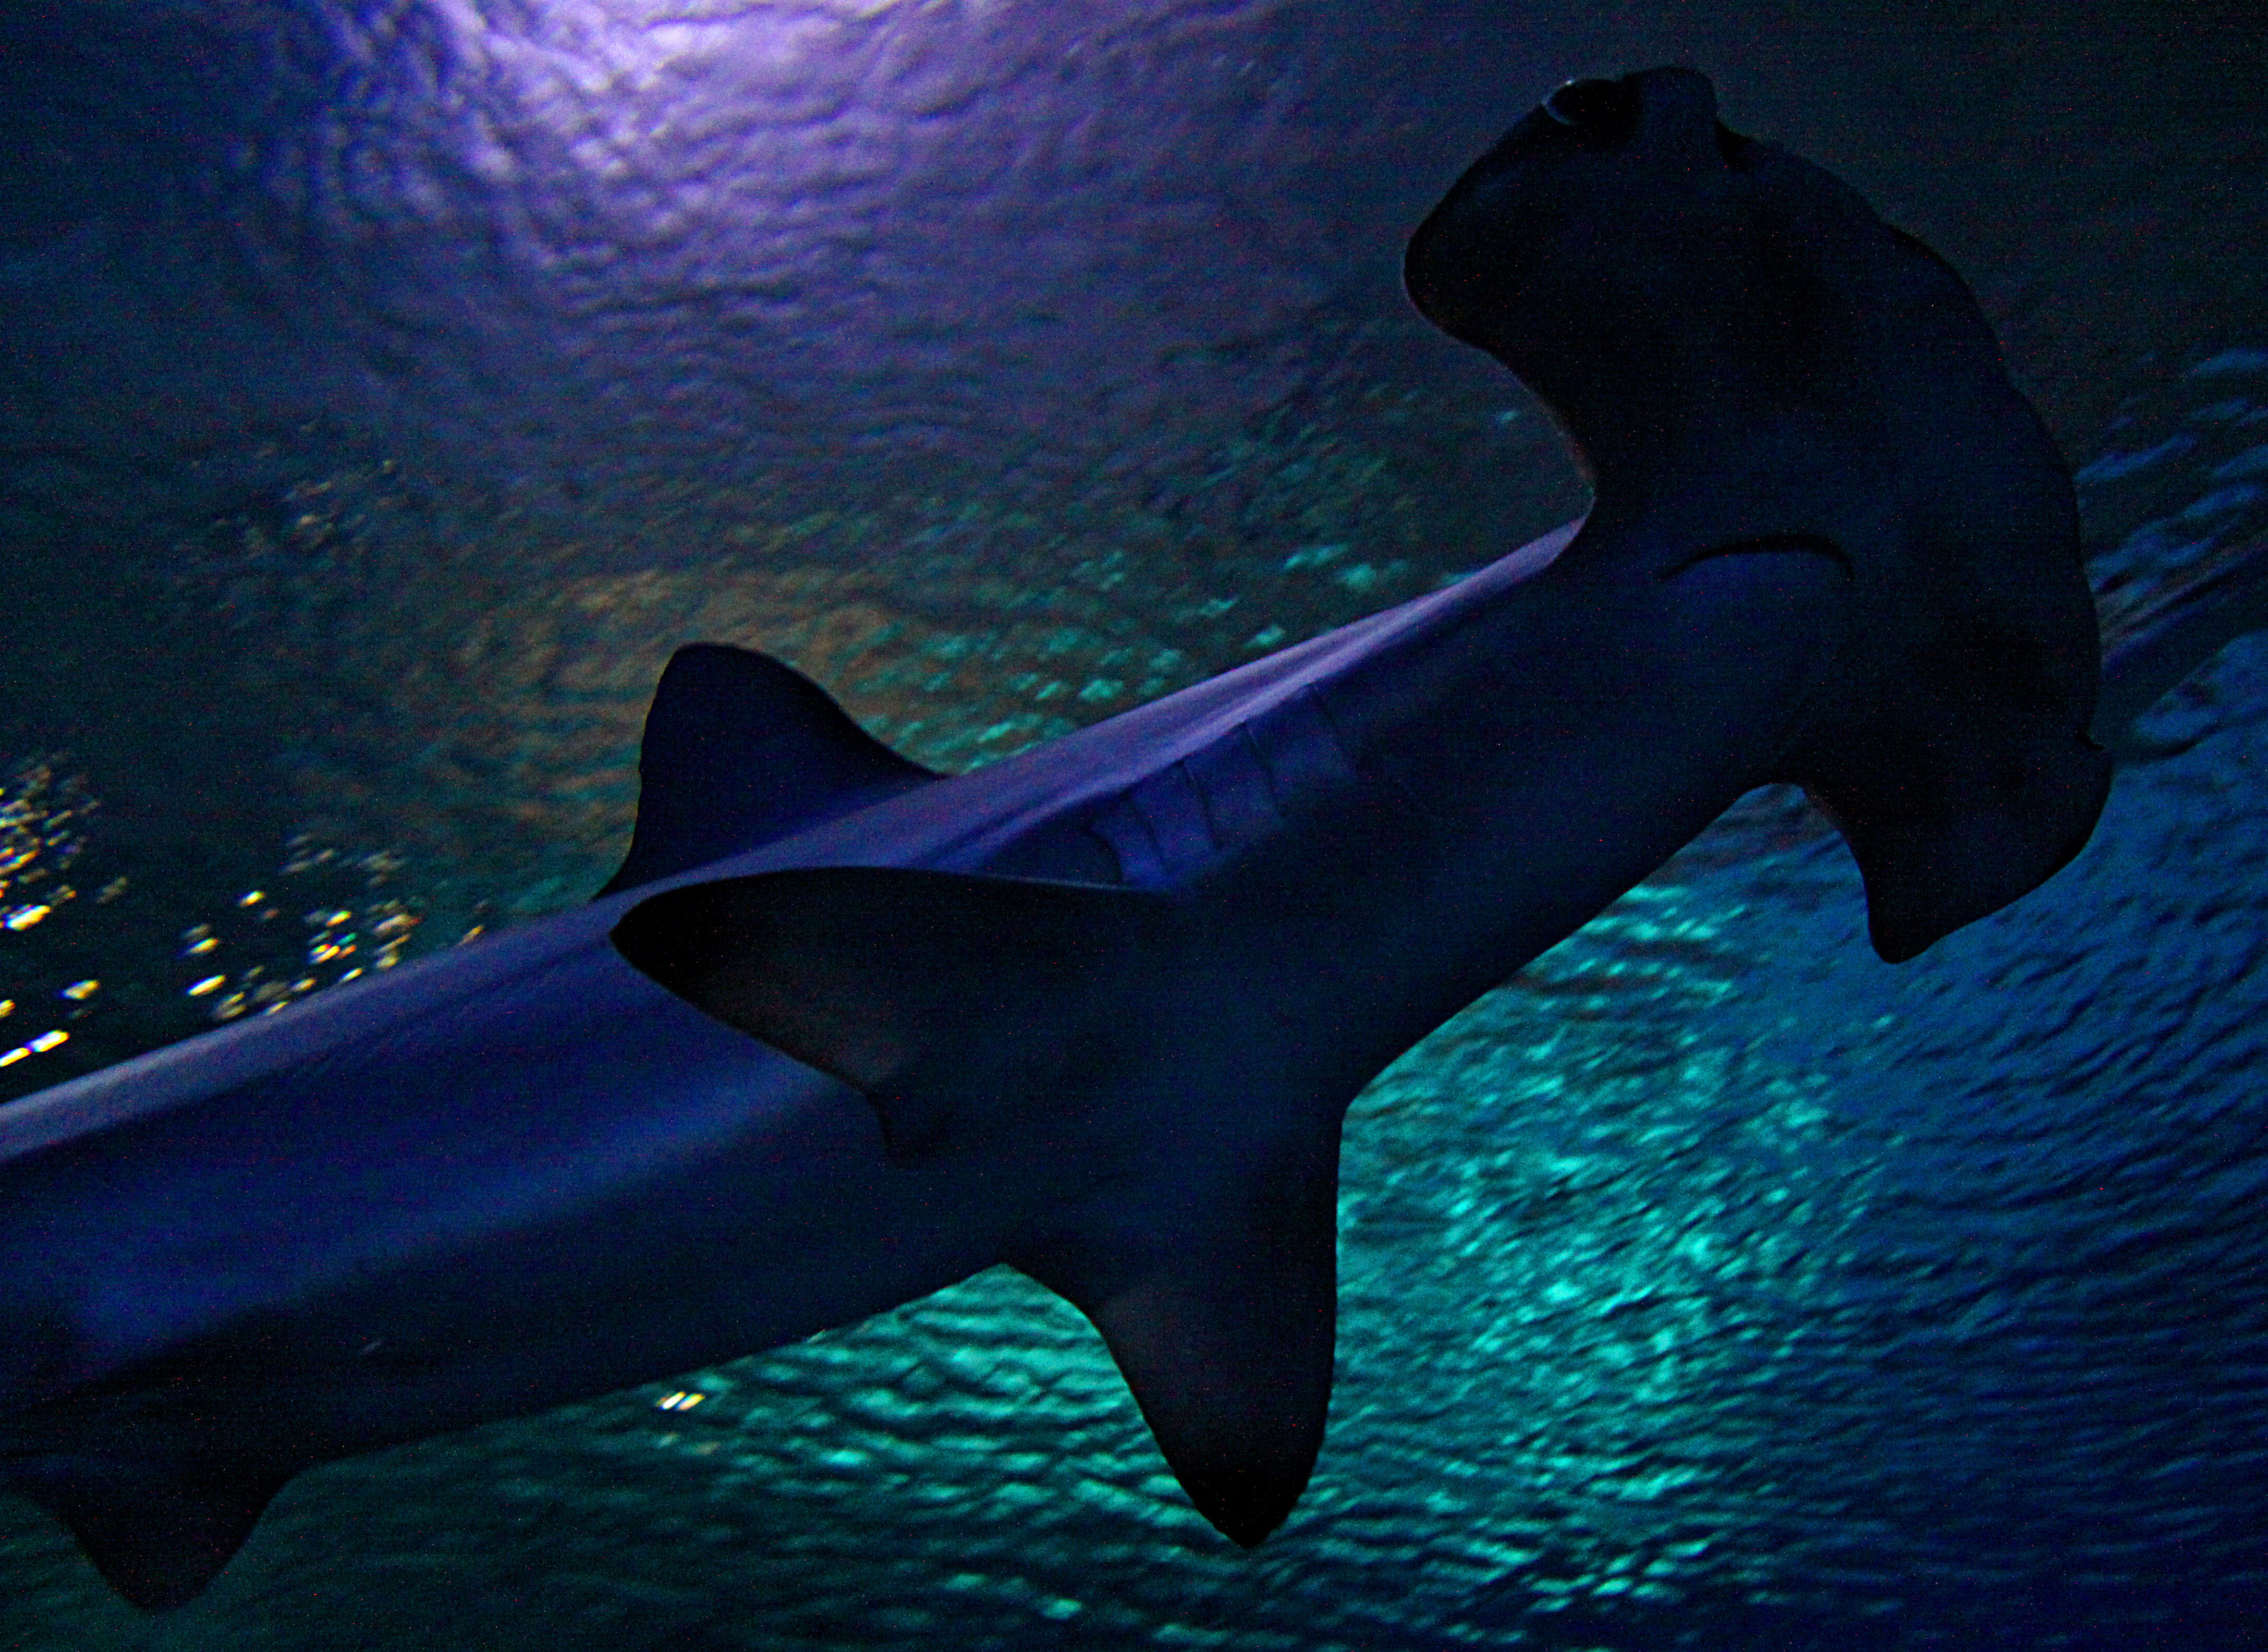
[1,4,2263,1647]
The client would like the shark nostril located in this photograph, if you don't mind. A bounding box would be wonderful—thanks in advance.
[1541,77,1641,145]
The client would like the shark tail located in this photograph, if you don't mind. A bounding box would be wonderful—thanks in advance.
[613,866,1343,1545]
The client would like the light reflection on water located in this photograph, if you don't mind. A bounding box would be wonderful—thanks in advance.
[0,346,2263,1647]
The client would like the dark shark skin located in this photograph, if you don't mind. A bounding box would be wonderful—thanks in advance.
[0,68,2107,1610]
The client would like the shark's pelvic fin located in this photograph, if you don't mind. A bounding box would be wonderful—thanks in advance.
[6,1453,287,1612]
[599,645,941,896]
[611,867,1184,1158]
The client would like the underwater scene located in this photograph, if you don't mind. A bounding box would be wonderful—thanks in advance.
[1,2,2264,1647]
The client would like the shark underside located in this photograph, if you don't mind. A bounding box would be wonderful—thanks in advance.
[0,67,2119,1609]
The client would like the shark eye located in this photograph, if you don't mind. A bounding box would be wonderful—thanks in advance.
[1542,77,1640,145]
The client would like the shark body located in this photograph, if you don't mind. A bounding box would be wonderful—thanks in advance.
[0,68,2111,1609]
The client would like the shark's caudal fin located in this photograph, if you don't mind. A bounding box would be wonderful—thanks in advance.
[598,644,941,896]
[612,867,1338,1544]
[6,1453,287,1612]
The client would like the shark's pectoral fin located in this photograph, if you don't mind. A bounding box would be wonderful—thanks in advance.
[7,1452,287,1611]
[1013,1128,1342,1548]
[612,867,1185,1158]
[619,864,1345,1543]
[599,644,942,897]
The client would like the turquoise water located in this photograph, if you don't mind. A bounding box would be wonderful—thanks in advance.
[2,355,2264,1648]
[2,4,2264,1646]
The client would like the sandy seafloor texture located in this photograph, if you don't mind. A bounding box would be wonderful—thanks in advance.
[1,4,2265,1649]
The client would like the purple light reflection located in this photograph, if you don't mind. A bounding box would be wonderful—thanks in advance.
[0,0,1490,543]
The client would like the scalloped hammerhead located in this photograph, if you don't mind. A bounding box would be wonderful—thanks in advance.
[0,67,2113,1609]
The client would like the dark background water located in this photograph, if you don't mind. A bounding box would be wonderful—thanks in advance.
[0,2,2265,1647]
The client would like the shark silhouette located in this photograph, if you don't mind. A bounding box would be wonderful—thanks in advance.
[0,67,2111,1609]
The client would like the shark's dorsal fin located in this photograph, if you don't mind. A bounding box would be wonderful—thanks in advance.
[612,864,1339,1544]
[611,867,1180,1157]
[7,1452,287,1611]
[598,645,941,897]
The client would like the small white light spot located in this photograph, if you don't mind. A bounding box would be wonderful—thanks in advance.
[187,975,225,997]
[60,979,99,1001]
[28,1029,66,1053]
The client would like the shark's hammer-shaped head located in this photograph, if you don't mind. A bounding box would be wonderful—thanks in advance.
[1405,66,2111,962]
[1407,67,1857,487]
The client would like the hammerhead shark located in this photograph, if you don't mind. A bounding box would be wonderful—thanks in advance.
[0,67,2112,1609]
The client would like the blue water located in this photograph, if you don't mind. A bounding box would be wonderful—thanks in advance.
[1,4,2265,1647]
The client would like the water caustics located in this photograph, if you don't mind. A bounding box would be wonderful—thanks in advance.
[0,68,2125,1613]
